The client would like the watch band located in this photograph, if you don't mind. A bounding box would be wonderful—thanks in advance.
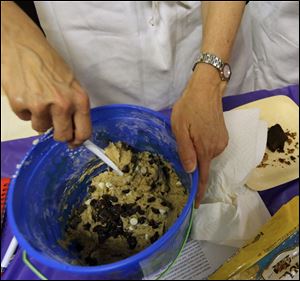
[192,52,231,81]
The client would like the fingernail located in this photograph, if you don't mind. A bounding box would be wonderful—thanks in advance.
[68,142,78,149]
[184,160,196,173]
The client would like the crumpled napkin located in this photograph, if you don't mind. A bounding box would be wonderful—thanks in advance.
[191,108,271,248]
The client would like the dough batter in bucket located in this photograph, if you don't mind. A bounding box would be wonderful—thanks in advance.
[61,141,188,265]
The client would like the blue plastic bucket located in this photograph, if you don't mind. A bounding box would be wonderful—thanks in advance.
[8,105,198,280]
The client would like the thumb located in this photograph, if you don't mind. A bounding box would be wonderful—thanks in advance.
[175,125,197,173]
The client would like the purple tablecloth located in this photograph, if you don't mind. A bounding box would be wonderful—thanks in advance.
[1,85,299,280]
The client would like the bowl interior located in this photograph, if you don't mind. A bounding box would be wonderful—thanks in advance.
[10,105,192,265]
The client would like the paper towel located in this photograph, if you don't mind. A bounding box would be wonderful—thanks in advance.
[191,108,271,248]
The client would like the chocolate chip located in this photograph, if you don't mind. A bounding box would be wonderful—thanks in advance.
[93,225,103,233]
[108,221,123,238]
[98,231,109,243]
[111,204,122,213]
[131,154,138,165]
[74,241,84,252]
[102,194,118,203]
[162,166,170,181]
[149,219,160,229]
[69,216,81,229]
[77,204,87,214]
[138,216,146,224]
[83,223,91,231]
[147,197,156,203]
[150,182,157,190]
[149,159,155,165]
[161,200,173,209]
[121,203,137,217]
[110,210,121,221]
[91,212,98,222]
[151,207,160,214]
[122,165,130,173]
[92,208,111,223]
[90,199,101,208]
[110,204,122,220]
[123,232,131,239]
[111,231,120,238]
[150,232,160,244]
[115,221,124,234]
[136,196,142,201]
[122,142,136,152]
[85,257,98,266]
[102,198,113,208]
[122,189,130,194]
[126,235,137,250]
[89,185,96,193]
[136,206,145,215]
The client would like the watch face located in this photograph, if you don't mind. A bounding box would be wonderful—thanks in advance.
[223,64,231,79]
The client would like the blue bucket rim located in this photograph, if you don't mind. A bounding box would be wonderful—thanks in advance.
[8,104,199,274]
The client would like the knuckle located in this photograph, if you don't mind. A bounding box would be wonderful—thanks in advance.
[57,127,71,139]
[55,99,73,115]
[218,138,229,152]
[31,103,47,117]
[17,113,31,121]
[53,132,73,143]
[10,98,25,112]
[76,91,90,112]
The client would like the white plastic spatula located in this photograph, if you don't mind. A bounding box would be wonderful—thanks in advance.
[83,140,123,176]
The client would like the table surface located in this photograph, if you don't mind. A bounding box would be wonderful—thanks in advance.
[1,85,299,280]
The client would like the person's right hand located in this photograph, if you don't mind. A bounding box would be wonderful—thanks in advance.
[1,2,92,147]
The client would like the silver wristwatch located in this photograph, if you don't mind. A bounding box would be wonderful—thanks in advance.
[192,52,232,81]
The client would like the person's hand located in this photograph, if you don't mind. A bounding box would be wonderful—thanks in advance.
[1,2,92,147]
[171,64,229,208]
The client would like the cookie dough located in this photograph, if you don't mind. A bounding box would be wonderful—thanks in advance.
[62,142,188,265]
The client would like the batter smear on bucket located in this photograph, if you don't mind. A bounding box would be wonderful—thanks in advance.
[61,142,188,265]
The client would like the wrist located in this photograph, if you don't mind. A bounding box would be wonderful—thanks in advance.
[193,52,232,82]
[193,63,222,86]
[186,63,227,100]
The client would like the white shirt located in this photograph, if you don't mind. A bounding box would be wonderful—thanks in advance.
[34,1,298,110]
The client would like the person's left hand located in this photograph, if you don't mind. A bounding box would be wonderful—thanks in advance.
[171,64,229,208]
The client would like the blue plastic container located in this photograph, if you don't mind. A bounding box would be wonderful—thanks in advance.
[8,105,198,280]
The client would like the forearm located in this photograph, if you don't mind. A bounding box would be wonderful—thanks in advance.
[1,1,73,92]
[1,2,91,145]
[201,1,246,61]
[191,1,246,89]
[172,3,245,206]
[1,2,46,53]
